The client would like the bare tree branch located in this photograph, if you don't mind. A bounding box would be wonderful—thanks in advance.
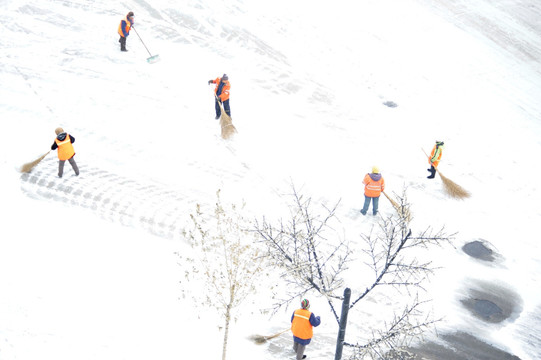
[254,186,350,323]
[255,186,452,358]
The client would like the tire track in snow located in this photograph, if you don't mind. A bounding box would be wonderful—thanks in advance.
[18,143,282,241]
[19,156,210,240]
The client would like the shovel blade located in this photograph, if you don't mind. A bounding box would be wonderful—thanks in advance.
[146,54,160,64]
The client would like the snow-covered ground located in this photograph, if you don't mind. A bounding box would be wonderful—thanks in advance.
[1,0,540,359]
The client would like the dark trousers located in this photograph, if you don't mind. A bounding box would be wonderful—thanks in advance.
[427,165,436,179]
[361,195,380,215]
[119,36,127,51]
[215,99,231,117]
[58,157,79,177]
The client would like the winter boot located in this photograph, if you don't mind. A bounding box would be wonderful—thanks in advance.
[427,166,436,179]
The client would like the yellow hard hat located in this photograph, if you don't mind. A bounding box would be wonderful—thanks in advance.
[372,166,379,174]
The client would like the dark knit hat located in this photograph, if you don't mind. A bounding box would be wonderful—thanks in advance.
[222,74,228,81]
[55,127,64,135]
[127,11,134,17]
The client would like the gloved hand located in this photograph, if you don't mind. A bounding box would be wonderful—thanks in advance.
[208,80,213,85]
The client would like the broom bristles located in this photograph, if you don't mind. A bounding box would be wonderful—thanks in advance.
[215,95,237,140]
[249,328,289,344]
[437,169,471,199]
[20,151,50,173]
[421,148,471,200]
[220,112,237,140]
[383,191,412,222]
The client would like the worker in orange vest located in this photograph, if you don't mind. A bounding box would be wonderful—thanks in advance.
[118,11,134,52]
[291,299,321,360]
[208,74,231,119]
[427,141,444,179]
[51,127,79,178]
[360,166,385,216]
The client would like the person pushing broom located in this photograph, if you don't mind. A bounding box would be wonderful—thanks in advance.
[51,127,79,178]
[427,140,444,179]
[208,74,231,119]
[291,299,321,359]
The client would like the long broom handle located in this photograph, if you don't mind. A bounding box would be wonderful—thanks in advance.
[212,88,221,102]
[422,148,430,161]
[382,190,400,210]
[213,90,225,110]
[131,26,153,57]
[266,328,290,340]
[422,148,442,174]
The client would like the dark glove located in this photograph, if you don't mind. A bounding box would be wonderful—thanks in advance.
[208,80,213,85]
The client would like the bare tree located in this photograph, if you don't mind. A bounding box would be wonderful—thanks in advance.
[186,190,265,360]
[254,186,351,321]
[254,186,451,359]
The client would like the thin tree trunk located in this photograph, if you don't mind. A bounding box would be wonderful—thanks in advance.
[222,302,232,360]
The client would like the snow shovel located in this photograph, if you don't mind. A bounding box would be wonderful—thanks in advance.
[20,150,50,173]
[132,26,160,63]
[249,328,289,344]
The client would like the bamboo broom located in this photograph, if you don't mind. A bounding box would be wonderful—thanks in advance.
[383,190,400,209]
[249,328,289,344]
[435,167,471,199]
[214,94,237,140]
[422,148,471,200]
[20,150,50,173]
[383,190,412,222]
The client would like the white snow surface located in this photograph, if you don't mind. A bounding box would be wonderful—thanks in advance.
[1,0,540,359]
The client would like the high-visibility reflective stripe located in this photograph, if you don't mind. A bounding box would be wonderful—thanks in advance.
[57,138,70,145]
[292,309,313,340]
[294,314,310,321]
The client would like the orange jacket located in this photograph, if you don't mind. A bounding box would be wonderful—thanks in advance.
[118,15,132,37]
[291,309,313,340]
[363,173,385,197]
[55,134,75,161]
[429,144,443,167]
[212,78,231,101]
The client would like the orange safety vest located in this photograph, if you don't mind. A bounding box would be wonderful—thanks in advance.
[55,135,75,161]
[363,173,385,197]
[429,144,443,168]
[291,309,313,340]
[118,16,132,37]
[213,78,231,101]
